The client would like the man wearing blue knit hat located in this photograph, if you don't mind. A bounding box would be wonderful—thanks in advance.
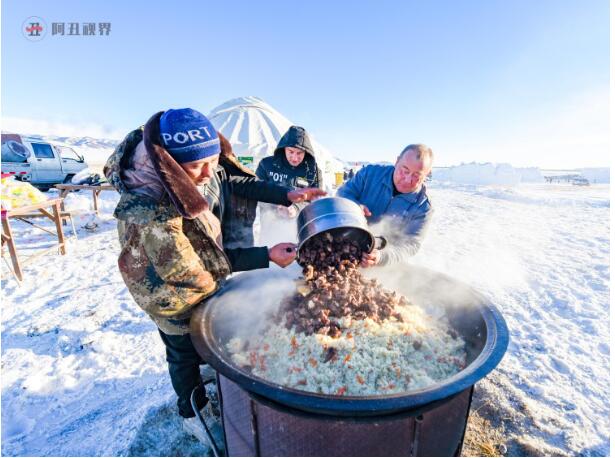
[104,108,325,445]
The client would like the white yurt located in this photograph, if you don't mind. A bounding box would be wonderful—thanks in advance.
[207,96,344,190]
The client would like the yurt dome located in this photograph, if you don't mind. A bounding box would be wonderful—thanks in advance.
[208,96,343,189]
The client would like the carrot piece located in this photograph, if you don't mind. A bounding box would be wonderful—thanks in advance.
[356,375,365,385]
[336,386,347,395]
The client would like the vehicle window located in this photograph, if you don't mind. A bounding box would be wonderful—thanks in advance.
[31,143,55,159]
[59,146,81,161]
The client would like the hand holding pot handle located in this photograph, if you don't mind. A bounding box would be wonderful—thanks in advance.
[269,243,297,268]
[360,237,386,268]
[361,249,381,268]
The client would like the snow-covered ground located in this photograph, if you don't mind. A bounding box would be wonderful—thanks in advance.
[415,182,610,456]
[1,182,610,456]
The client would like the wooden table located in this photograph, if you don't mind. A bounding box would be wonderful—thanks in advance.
[1,198,67,282]
[55,184,116,215]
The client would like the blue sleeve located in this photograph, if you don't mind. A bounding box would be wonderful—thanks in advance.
[336,168,367,204]
[378,206,433,265]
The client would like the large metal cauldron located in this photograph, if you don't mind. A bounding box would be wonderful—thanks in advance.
[190,265,509,456]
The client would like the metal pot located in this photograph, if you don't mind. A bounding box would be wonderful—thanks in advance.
[296,197,386,257]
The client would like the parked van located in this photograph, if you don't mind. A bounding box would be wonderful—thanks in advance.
[1,133,88,191]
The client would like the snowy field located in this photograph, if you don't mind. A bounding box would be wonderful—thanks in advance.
[1,181,610,456]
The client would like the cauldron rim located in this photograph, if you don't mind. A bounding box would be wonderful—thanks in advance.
[190,266,509,416]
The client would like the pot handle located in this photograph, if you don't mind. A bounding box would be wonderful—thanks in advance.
[375,235,387,250]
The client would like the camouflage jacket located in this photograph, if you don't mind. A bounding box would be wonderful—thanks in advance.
[105,128,267,335]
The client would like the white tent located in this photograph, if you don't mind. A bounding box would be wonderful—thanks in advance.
[208,96,344,189]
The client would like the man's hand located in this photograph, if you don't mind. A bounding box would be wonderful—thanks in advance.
[360,248,381,268]
[269,243,297,267]
[287,188,327,203]
[360,205,372,217]
[276,205,298,219]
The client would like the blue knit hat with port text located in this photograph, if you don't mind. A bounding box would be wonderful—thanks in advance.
[159,108,220,163]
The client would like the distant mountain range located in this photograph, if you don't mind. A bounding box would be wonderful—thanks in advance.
[22,134,120,150]
[1,131,120,168]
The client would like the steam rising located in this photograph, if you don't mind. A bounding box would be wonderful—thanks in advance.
[219,202,490,341]
[207,265,300,343]
[206,198,496,373]
[367,212,525,305]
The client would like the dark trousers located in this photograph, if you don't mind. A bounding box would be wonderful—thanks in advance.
[158,330,208,418]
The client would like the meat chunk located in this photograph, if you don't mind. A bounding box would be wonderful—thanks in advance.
[278,230,408,335]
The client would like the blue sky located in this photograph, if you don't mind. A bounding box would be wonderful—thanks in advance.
[1,0,609,168]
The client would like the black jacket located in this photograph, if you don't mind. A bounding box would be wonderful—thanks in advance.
[216,153,258,249]
[204,166,291,257]
[255,126,322,189]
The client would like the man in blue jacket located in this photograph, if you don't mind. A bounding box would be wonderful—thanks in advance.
[337,144,433,266]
